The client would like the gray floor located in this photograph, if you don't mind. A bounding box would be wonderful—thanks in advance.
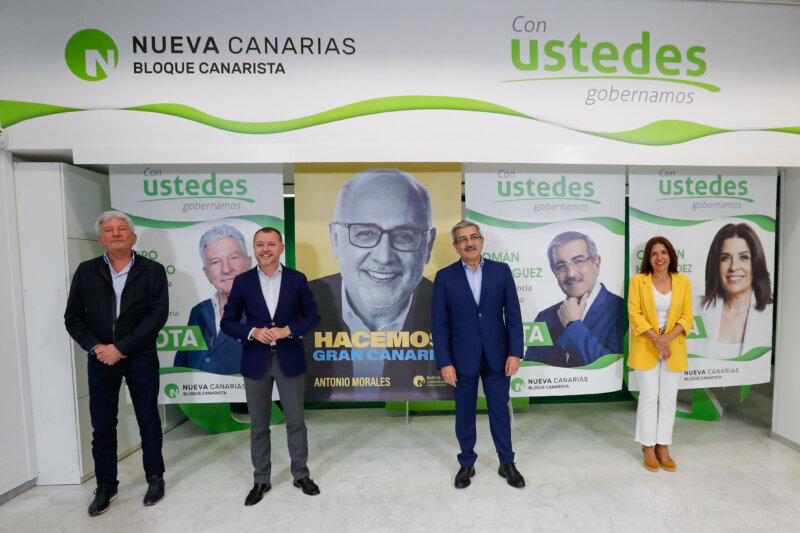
[2,384,799,533]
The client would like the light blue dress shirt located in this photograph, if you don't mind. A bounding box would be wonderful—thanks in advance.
[103,252,135,318]
[461,259,484,305]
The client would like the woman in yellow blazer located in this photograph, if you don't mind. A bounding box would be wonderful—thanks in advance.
[628,236,693,472]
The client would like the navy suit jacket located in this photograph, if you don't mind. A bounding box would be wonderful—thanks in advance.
[431,259,523,376]
[523,283,625,367]
[220,266,320,379]
[174,298,243,375]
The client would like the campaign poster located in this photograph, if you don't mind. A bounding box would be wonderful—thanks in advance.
[465,164,626,396]
[628,167,776,390]
[295,163,461,401]
[110,164,284,406]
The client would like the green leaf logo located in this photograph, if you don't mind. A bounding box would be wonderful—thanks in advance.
[65,29,118,81]
[164,383,179,399]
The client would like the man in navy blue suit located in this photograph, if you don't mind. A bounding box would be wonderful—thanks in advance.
[220,227,321,506]
[431,221,525,489]
[523,231,625,367]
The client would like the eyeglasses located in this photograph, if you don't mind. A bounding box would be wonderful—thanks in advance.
[553,255,594,275]
[455,233,483,244]
[333,222,431,252]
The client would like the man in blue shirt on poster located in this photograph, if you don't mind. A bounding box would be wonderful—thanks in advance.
[174,224,251,374]
[523,231,625,368]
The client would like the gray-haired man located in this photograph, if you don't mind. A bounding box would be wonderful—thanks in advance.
[523,231,625,367]
[174,224,252,374]
[64,211,169,515]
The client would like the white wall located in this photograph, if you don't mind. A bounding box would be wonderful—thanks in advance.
[772,169,800,448]
[0,150,37,498]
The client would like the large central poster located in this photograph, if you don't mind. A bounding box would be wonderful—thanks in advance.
[295,164,461,401]
[465,164,626,396]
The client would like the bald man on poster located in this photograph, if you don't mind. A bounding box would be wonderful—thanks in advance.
[305,168,438,400]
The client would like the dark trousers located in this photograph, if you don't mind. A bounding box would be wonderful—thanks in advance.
[454,354,514,467]
[87,350,164,485]
[244,351,309,484]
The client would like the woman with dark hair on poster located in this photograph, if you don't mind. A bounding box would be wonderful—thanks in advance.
[698,223,774,359]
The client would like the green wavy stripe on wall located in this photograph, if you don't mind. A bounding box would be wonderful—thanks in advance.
[3,98,800,146]
[582,119,730,146]
[687,346,770,361]
[0,100,81,127]
[766,126,800,135]
[467,209,625,234]
[129,214,284,231]
[126,96,534,134]
[520,352,622,369]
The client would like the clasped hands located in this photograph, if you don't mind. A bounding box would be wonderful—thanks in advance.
[650,333,672,360]
[251,326,291,344]
[95,344,126,365]
[440,357,520,387]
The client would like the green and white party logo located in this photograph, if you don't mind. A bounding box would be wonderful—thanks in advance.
[65,29,118,81]
[511,378,525,393]
[164,383,179,399]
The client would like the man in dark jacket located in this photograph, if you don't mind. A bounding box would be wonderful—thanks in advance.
[64,211,169,516]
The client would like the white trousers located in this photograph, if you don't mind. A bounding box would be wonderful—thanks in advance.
[635,359,682,446]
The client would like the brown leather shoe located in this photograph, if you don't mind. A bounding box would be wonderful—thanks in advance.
[655,444,676,472]
[642,446,659,472]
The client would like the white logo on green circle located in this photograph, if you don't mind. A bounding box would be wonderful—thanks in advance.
[164,383,179,398]
[65,29,118,81]
[511,378,525,393]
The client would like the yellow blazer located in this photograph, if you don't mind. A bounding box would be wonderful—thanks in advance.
[627,273,693,372]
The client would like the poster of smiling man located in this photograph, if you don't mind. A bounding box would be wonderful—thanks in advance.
[295,164,461,401]
[465,164,626,396]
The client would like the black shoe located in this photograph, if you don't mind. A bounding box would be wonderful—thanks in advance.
[245,483,270,506]
[454,466,475,489]
[498,462,525,488]
[143,475,165,506]
[88,483,118,516]
[293,476,320,496]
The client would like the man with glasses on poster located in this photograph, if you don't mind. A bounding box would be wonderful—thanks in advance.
[523,231,625,368]
[307,168,437,400]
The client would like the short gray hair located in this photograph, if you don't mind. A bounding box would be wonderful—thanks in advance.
[450,220,481,243]
[95,211,135,235]
[199,225,248,267]
[547,231,598,270]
